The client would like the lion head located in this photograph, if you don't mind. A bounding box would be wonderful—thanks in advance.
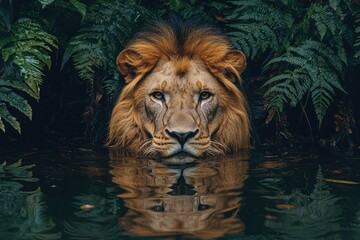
[108,17,250,157]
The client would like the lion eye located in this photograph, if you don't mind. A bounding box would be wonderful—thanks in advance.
[151,91,165,100]
[199,91,212,101]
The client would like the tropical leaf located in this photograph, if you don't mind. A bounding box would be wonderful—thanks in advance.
[0,103,20,133]
[0,116,4,132]
[354,10,360,59]
[263,40,346,126]
[329,0,340,11]
[70,0,87,19]
[63,0,149,84]
[225,0,294,59]
[0,18,57,132]
[160,0,205,19]
[38,0,55,8]
[0,18,57,96]
[307,3,348,40]
[0,80,37,100]
[0,4,12,31]
[0,88,32,119]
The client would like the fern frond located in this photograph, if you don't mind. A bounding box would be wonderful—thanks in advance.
[0,88,32,119]
[0,80,37,100]
[226,0,293,59]
[0,18,56,132]
[354,10,360,59]
[38,0,55,8]
[308,4,347,40]
[70,0,87,19]
[0,18,57,98]
[263,40,346,126]
[0,115,4,132]
[63,0,149,84]
[0,103,20,133]
[103,72,123,102]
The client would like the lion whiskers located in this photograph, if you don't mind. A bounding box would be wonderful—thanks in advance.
[196,140,227,157]
[139,139,152,152]
[140,139,162,157]
[139,138,229,158]
[210,140,228,154]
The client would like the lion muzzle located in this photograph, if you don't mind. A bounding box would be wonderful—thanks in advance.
[165,129,199,146]
[164,111,200,148]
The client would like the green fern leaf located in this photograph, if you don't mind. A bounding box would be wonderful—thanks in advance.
[0,88,32,119]
[38,0,55,8]
[0,103,20,133]
[0,80,37,100]
[329,0,340,11]
[63,0,149,84]
[262,72,293,87]
[309,4,346,41]
[0,116,4,132]
[0,18,56,132]
[226,0,293,59]
[0,18,57,98]
[353,11,360,59]
[263,40,345,126]
[70,0,87,19]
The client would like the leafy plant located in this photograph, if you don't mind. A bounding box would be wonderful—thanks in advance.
[354,9,360,59]
[58,0,153,139]
[226,0,353,129]
[0,17,57,133]
[225,0,294,59]
[159,0,206,19]
[62,0,149,84]
[263,41,346,126]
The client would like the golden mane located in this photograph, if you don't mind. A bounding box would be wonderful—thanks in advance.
[116,17,246,82]
[108,17,250,154]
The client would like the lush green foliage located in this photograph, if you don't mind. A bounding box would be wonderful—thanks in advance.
[62,0,148,83]
[226,0,354,127]
[0,16,57,133]
[263,40,346,126]
[226,0,294,58]
[1,0,359,140]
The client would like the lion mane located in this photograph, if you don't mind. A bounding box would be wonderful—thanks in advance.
[107,17,250,156]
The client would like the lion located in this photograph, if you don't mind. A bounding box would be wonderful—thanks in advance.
[108,17,250,157]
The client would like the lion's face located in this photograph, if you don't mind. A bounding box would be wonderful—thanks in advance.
[107,18,250,158]
[137,59,225,157]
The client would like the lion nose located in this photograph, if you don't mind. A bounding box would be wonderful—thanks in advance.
[166,129,199,146]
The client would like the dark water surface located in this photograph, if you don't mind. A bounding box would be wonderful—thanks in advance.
[1,143,360,239]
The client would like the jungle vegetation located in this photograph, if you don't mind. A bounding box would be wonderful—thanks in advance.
[0,0,359,147]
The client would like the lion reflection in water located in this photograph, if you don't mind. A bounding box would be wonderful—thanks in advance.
[110,151,249,238]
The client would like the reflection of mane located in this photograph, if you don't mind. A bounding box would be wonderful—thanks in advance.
[110,152,249,238]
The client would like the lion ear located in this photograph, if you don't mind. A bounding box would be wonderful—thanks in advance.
[116,49,155,83]
[222,50,247,82]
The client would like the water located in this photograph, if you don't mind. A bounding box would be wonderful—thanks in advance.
[1,143,360,239]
